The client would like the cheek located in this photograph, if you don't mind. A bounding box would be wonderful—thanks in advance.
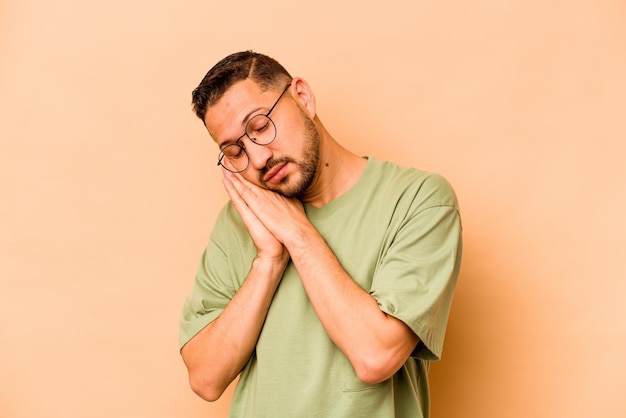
[278,107,306,141]
[279,125,306,155]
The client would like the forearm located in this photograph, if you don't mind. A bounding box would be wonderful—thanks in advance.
[217,172,418,382]
[181,255,288,401]
[285,227,419,384]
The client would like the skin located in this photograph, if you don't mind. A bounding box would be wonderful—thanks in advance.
[181,77,420,402]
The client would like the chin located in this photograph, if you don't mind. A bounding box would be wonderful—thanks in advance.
[267,182,299,198]
[266,176,306,198]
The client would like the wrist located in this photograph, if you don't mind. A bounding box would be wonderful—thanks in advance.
[253,252,290,275]
[284,224,321,255]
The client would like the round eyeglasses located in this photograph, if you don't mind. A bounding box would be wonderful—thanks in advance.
[217,83,291,173]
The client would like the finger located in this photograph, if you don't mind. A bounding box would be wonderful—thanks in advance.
[221,168,246,189]
[222,174,283,253]
[223,176,262,227]
[222,176,252,216]
[224,175,271,226]
[227,173,264,211]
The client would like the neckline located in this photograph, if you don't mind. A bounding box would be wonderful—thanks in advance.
[304,156,374,214]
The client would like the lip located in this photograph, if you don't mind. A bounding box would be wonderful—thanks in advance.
[263,162,288,184]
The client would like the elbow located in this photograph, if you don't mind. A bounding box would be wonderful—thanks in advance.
[182,343,230,402]
[353,353,400,385]
[188,373,226,402]
[355,367,394,385]
[352,324,420,384]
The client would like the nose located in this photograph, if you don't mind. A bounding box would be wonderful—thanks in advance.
[243,137,273,170]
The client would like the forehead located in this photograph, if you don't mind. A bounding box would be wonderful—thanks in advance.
[204,79,270,144]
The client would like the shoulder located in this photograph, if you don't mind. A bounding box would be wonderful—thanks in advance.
[368,157,459,209]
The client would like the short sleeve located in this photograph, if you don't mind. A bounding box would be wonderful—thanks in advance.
[178,241,234,349]
[179,204,255,350]
[370,176,462,361]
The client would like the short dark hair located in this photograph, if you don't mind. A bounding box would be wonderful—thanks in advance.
[191,51,292,122]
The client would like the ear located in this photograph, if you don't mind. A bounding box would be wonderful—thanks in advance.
[291,77,317,118]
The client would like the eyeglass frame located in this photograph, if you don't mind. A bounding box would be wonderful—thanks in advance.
[217,82,292,173]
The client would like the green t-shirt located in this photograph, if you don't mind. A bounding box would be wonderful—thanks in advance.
[180,157,462,417]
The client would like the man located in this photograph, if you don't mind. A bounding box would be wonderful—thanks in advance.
[179,50,462,417]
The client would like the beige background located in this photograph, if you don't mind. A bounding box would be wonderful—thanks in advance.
[2,0,625,417]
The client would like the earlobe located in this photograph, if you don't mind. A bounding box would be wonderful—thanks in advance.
[292,77,317,118]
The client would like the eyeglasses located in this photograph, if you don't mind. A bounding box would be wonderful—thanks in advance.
[217,83,291,173]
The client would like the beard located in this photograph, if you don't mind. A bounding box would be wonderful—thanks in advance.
[258,111,320,198]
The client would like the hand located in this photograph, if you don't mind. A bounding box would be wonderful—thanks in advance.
[222,170,286,261]
[221,170,308,250]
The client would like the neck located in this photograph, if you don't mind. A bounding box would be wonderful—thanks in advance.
[300,127,367,208]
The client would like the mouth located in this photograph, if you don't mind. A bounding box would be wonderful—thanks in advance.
[262,162,289,184]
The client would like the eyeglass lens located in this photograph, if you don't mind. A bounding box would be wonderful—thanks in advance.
[219,115,277,173]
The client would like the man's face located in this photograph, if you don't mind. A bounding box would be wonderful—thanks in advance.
[205,79,320,197]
